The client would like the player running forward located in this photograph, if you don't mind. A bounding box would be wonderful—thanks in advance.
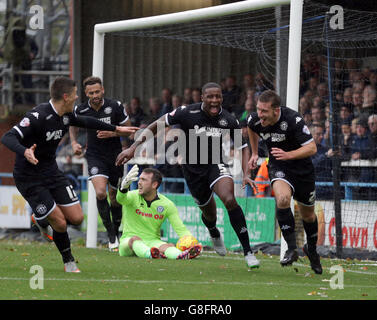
[114,82,260,269]
[1,77,138,273]
[70,76,130,252]
[247,90,322,274]
[116,165,202,260]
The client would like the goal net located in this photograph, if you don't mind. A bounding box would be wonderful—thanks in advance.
[86,0,377,258]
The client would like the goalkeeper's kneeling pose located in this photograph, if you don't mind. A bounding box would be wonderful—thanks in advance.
[116,165,202,260]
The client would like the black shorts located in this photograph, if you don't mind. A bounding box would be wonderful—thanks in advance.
[87,155,123,189]
[14,171,79,220]
[181,163,233,206]
[268,164,316,206]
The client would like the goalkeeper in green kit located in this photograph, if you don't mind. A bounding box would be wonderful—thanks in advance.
[116,165,202,259]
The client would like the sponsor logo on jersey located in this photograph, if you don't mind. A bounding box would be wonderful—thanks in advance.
[46,114,53,120]
[100,117,111,124]
[20,117,30,127]
[193,125,222,137]
[271,133,286,142]
[135,209,164,220]
[280,121,288,131]
[189,110,200,114]
[260,132,286,142]
[31,112,39,119]
[104,107,112,114]
[46,130,63,141]
[296,116,302,124]
[247,115,252,123]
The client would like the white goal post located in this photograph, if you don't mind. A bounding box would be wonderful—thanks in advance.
[87,0,303,251]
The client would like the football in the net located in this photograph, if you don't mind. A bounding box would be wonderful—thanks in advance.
[176,235,198,251]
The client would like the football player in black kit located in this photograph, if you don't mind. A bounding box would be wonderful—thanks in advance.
[247,90,322,274]
[1,77,138,272]
[115,82,260,269]
[70,76,130,252]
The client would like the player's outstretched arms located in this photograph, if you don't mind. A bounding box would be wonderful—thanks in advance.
[115,116,164,166]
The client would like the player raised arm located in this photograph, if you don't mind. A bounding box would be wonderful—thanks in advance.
[69,114,139,137]
[115,115,166,166]
[96,118,139,139]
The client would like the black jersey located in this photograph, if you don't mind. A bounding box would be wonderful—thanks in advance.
[165,102,247,165]
[3,100,116,178]
[247,106,314,174]
[74,98,128,157]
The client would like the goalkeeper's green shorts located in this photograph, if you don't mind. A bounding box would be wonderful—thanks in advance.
[119,236,167,257]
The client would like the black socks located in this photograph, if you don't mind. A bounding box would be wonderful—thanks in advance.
[228,206,252,256]
[201,214,220,238]
[111,204,123,239]
[96,198,116,242]
[53,230,74,263]
[303,216,318,250]
[276,207,297,250]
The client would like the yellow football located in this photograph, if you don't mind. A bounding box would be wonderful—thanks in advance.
[176,235,198,251]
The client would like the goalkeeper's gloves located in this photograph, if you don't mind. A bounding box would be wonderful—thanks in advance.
[120,164,139,192]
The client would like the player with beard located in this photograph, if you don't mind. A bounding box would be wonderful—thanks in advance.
[70,76,130,252]
[114,82,260,269]
[247,90,322,274]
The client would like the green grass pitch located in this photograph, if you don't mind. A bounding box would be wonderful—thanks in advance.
[0,240,376,300]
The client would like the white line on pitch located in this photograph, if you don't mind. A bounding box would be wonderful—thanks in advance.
[0,276,376,289]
